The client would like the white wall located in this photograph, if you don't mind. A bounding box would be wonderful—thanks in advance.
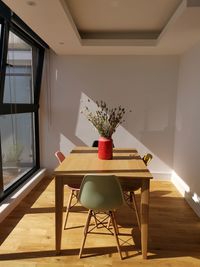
[40,54,179,177]
[172,42,200,216]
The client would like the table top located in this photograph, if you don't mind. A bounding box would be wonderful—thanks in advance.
[54,147,153,179]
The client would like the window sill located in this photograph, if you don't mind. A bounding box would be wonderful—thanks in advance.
[0,168,46,223]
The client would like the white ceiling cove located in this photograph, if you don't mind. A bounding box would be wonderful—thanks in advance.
[3,0,200,55]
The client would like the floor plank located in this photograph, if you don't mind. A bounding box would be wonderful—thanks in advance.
[0,176,199,267]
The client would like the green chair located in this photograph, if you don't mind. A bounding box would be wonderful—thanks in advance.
[78,174,125,259]
[121,153,153,230]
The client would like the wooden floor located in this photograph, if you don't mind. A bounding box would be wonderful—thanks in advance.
[0,176,199,267]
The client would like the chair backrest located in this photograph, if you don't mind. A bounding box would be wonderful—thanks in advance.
[79,175,124,211]
[142,153,153,166]
[92,140,99,147]
[55,151,65,164]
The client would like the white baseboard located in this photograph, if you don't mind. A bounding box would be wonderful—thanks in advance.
[151,171,171,180]
[171,171,200,217]
[0,168,46,223]
[185,193,200,217]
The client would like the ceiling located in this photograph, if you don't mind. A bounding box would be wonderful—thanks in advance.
[3,0,200,55]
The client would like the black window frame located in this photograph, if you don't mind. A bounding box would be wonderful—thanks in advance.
[0,0,49,201]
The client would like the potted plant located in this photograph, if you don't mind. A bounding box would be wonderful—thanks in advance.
[82,99,131,159]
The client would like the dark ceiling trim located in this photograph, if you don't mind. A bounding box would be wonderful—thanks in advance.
[80,31,160,40]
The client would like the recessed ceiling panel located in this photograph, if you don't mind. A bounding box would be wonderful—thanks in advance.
[65,0,182,40]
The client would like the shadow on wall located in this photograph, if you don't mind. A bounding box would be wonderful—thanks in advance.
[43,93,172,177]
[75,92,173,176]
[40,54,177,174]
[41,90,175,176]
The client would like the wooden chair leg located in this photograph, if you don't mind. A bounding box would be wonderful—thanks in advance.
[131,191,141,230]
[110,211,122,260]
[107,212,118,233]
[79,209,92,258]
[129,191,133,202]
[112,211,119,235]
[63,189,74,229]
[92,211,99,228]
[107,217,111,229]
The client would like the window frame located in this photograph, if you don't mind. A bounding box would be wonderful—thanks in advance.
[0,1,48,201]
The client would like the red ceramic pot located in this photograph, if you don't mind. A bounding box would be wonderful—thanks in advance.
[98,137,113,160]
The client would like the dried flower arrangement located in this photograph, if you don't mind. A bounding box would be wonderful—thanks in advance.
[81,99,131,138]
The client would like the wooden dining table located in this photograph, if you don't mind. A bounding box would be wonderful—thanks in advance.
[54,146,153,259]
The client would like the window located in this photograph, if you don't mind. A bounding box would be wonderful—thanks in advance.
[1,113,35,189]
[0,2,48,200]
[4,30,34,104]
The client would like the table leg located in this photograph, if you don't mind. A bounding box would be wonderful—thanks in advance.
[55,176,64,254]
[140,179,150,259]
